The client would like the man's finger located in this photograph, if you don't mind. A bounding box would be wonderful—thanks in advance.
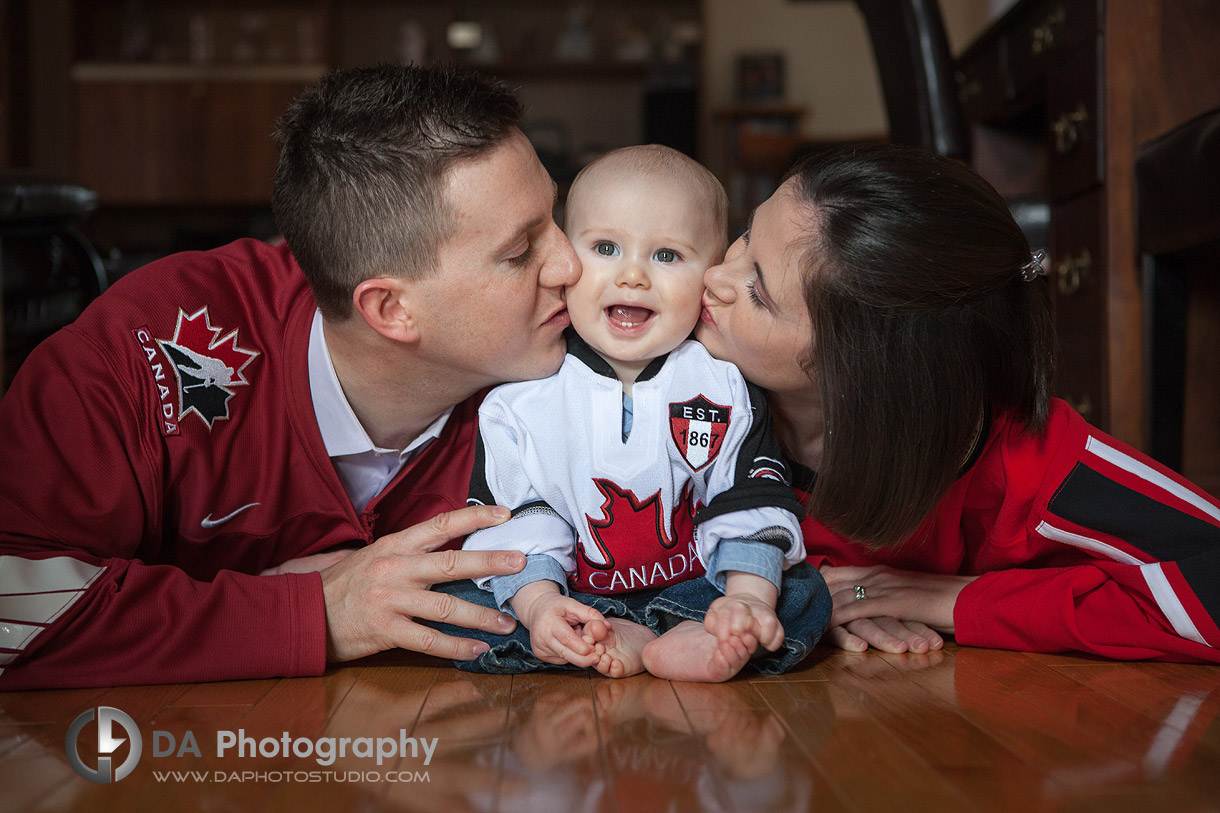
[392,618,496,661]
[409,548,526,586]
[388,505,512,554]
[402,588,517,635]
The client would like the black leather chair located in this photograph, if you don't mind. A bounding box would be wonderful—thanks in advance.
[852,0,1049,250]
[855,0,968,160]
[1136,108,1220,471]
[0,173,108,387]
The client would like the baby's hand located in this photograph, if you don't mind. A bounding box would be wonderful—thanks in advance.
[524,592,605,668]
[705,593,784,653]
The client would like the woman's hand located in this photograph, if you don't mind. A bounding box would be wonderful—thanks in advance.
[818,564,977,653]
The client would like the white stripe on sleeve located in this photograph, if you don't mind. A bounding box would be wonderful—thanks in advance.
[1140,562,1209,646]
[1035,521,1145,565]
[0,556,104,654]
[1086,436,1220,523]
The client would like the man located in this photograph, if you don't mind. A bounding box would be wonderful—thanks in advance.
[0,64,580,688]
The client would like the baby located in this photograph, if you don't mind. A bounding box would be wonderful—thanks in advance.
[451,145,826,681]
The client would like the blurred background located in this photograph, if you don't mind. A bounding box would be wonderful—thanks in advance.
[0,0,1003,272]
[6,0,1220,494]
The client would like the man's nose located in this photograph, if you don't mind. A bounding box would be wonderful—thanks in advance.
[541,226,581,288]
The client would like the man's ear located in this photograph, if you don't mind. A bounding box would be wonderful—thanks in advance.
[351,276,420,344]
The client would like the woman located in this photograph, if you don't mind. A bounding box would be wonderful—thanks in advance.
[697,143,1220,662]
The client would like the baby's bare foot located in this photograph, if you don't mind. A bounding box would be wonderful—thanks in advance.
[581,618,655,678]
[642,620,757,683]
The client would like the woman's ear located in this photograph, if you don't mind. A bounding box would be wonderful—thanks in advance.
[351,277,420,344]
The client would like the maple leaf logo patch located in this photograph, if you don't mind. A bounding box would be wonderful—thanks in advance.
[155,308,260,429]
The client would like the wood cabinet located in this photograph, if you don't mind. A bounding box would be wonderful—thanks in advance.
[65,0,702,207]
[714,105,807,238]
[73,65,320,205]
[956,0,1220,456]
[69,1,331,205]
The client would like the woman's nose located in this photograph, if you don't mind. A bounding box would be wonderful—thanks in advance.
[703,261,736,304]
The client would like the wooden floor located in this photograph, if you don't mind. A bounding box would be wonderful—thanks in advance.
[4,643,1220,811]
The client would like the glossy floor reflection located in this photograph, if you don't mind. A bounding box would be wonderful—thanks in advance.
[3,643,1220,811]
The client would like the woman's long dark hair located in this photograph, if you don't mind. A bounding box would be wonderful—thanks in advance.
[790,144,1055,546]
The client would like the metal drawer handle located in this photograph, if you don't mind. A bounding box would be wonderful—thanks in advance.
[1052,104,1089,154]
[956,72,981,103]
[1032,6,1067,56]
[1055,248,1092,295]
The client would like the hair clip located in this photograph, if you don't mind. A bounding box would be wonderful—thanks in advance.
[1020,249,1048,282]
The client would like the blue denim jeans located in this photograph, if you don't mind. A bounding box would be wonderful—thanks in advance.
[422,562,830,675]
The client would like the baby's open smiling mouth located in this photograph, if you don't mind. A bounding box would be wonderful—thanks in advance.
[606,304,655,332]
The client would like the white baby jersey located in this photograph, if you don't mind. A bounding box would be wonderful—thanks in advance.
[464,333,806,595]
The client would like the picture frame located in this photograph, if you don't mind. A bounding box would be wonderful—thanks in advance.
[736,53,785,103]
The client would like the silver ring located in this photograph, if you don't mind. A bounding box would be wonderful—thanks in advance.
[853,584,867,601]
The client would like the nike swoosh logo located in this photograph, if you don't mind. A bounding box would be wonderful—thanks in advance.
[200,503,261,529]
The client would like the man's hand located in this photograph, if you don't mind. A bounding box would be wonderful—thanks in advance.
[321,505,525,663]
[260,548,355,576]
[511,581,603,667]
[819,564,976,653]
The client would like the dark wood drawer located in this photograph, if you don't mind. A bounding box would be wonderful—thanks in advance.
[73,77,307,205]
[1049,190,1106,428]
[1045,41,1103,200]
[1008,0,1101,96]
[956,46,1004,122]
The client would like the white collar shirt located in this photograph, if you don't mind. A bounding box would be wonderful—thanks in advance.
[307,309,452,513]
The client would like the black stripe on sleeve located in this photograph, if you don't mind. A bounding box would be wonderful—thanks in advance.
[1048,462,1220,563]
[1177,548,1220,625]
[696,381,806,523]
[466,428,494,506]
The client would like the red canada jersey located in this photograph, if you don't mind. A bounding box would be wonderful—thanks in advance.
[798,399,1220,662]
[0,240,482,689]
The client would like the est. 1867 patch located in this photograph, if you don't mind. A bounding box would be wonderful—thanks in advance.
[669,395,730,471]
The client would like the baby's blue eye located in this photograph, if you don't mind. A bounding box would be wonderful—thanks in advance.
[595,242,620,257]
[654,249,679,263]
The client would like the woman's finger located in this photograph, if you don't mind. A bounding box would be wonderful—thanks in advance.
[818,565,883,587]
[872,616,933,654]
[902,620,945,650]
[843,618,909,654]
[826,624,869,652]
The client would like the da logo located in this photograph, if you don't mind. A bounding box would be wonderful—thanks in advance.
[65,706,143,783]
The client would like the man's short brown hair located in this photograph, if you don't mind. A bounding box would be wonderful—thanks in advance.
[272,64,523,319]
